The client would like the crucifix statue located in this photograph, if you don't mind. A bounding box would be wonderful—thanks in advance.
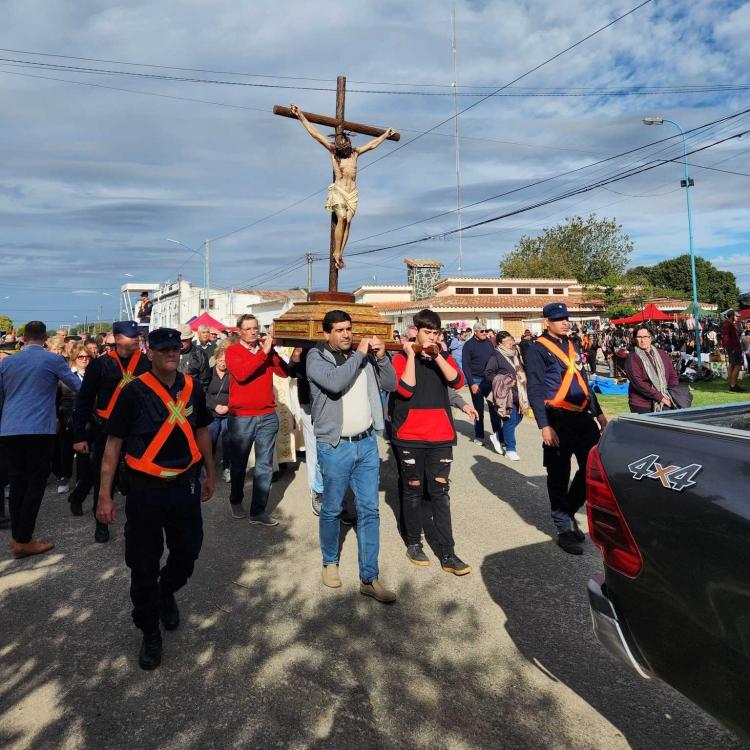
[273,76,399,292]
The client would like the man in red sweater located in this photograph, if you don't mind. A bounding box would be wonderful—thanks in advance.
[225,314,290,525]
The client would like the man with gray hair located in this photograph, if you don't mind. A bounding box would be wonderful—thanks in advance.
[461,322,503,452]
[196,324,217,363]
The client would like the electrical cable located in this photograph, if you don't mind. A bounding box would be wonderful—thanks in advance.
[343,126,750,257]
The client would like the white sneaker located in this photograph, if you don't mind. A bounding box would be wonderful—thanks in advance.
[57,483,70,494]
[222,468,231,483]
[505,451,521,461]
[488,434,505,455]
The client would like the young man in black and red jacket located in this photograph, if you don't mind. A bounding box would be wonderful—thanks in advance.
[390,309,471,575]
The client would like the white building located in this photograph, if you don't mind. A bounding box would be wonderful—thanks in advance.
[125,278,307,330]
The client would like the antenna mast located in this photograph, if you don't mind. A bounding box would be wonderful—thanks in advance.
[452,5,463,272]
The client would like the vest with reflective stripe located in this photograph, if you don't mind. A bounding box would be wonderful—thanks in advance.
[536,337,590,412]
[125,372,202,478]
[96,350,143,420]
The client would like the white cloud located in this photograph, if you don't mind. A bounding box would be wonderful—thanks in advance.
[0,0,749,322]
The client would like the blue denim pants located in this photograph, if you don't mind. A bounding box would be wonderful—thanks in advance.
[317,433,380,582]
[496,407,523,452]
[228,412,278,515]
[208,415,231,470]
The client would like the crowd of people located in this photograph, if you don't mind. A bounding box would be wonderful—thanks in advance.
[0,301,747,670]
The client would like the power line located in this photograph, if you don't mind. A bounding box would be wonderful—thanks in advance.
[346,106,750,250]
[344,126,750,257]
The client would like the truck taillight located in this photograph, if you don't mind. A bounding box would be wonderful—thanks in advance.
[586,445,643,578]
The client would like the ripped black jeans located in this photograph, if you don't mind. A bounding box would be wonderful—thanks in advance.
[394,444,455,553]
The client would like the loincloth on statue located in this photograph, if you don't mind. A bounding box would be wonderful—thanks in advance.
[325,183,358,215]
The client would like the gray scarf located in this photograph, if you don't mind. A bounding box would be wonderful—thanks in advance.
[635,346,668,409]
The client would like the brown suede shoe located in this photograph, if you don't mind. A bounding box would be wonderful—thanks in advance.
[12,539,54,559]
[321,564,342,588]
[359,579,397,603]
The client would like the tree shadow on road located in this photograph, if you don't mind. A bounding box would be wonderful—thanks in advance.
[0,498,587,750]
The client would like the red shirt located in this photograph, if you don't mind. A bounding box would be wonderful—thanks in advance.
[225,343,289,417]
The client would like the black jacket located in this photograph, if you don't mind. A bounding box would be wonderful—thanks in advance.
[179,343,211,392]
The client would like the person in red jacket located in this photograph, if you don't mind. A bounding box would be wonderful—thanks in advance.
[389,308,471,575]
[721,310,746,392]
[225,314,290,525]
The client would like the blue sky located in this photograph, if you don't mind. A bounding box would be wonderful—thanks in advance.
[1,0,749,327]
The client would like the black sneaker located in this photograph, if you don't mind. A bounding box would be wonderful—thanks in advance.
[70,501,83,517]
[94,521,110,543]
[729,385,747,393]
[440,552,472,576]
[406,543,430,566]
[160,592,180,631]
[311,491,322,517]
[557,530,584,555]
[571,518,586,543]
[138,629,162,671]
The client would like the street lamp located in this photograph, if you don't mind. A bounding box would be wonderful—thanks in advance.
[642,115,702,366]
[167,238,210,312]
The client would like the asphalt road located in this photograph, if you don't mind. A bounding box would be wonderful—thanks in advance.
[0,405,745,749]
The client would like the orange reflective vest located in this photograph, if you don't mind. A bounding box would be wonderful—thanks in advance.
[536,337,590,413]
[125,372,202,478]
[96,350,143,420]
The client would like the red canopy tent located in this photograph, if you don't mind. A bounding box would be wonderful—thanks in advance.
[610,304,673,325]
[738,308,750,320]
[186,311,229,331]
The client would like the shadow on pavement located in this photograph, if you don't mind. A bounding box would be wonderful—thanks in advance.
[1,506,578,750]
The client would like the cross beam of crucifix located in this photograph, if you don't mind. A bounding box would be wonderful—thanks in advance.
[273,75,399,293]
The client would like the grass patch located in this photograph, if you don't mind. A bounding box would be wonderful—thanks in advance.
[597,377,750,418]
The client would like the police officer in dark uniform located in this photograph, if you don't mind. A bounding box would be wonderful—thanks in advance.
[525,303,608,555]
[73,321,150,542]
[96,328,215,670]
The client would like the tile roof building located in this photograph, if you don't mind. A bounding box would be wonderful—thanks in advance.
[353,259,605,337]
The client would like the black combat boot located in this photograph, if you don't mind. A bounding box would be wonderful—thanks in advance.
[160,591,180,631]
[138,630,162,671]
[94,521,110,543]
[557,530,583,555]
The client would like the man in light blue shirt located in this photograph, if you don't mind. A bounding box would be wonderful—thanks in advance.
[0,320,81,558]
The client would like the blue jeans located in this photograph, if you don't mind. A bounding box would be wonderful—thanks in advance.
[208,415,231,470]
[496,407,523,452]
[228,412,278,515]
[317,433,380,582]
[471,381,502,440]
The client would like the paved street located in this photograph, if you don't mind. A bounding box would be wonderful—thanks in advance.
[0,406,744,750]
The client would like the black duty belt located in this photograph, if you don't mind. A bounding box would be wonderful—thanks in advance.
[340,426,374,442]
[127,468,196,489]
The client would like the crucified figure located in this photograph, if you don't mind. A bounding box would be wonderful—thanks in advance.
[290,104,395,269]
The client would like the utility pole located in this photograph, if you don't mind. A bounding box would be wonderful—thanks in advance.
[306,252,315,294]
[451,6,464,272]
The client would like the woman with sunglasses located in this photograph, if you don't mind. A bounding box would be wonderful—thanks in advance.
[61,346,95,513]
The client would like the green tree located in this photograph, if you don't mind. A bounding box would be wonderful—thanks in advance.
[0,315,13,333]
[499,214,633,284]
[639,255,739,311]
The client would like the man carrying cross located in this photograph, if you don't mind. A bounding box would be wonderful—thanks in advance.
[290,103,395,270]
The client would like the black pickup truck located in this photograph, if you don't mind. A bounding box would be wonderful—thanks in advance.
[585,403,750,740]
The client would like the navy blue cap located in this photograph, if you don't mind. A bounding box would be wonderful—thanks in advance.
[112,320,140,338]
[542,302,569,320]
[148,327,182,351]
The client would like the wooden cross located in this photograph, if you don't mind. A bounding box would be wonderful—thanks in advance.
[273,75,400,293]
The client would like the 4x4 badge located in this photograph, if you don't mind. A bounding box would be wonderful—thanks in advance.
[627,453,702,492]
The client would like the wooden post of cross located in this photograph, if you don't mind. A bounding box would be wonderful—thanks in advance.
[273,75,400,293]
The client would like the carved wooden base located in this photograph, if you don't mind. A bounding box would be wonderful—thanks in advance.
[273,292,397,349]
